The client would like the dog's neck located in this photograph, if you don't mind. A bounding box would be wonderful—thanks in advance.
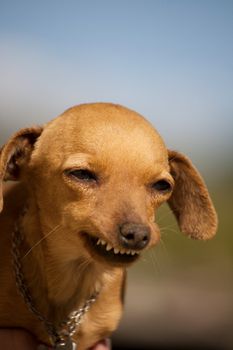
[18,205,112,325]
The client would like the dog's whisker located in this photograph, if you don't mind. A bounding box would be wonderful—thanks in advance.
[159,223,179,235]
[22,224,61,260]
[159,221,177,230]
[77,259,91,274]
[159,237,171,262]
[160,237,168,251]
[160,227,179,235]
[148,250,161,275]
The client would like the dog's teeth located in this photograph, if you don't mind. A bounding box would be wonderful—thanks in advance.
[100,240,106,246]
[120,249,126,254]
[97,239,101,245]
[131,251,136,255]
[126,251,131,255]
[106,243,113,251]
[114,248,120,254]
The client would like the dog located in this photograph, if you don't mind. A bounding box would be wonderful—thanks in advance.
[0,103,218,349]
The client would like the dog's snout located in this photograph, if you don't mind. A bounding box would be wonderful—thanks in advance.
[119,223,151,250]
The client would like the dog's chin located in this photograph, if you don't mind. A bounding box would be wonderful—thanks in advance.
[81,232,140,267]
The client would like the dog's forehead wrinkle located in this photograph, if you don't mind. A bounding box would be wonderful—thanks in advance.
[63,153,93,169]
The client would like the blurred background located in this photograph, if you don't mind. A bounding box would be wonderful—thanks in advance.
[0,0,232,349]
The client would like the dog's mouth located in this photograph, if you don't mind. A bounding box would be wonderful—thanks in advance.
[82,233,140,266]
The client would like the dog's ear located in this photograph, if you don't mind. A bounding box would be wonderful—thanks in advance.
[0,126,43,212]
[168,150,218,240]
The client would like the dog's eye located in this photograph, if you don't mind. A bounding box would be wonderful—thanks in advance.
[67,169,97,182]
[152,179,172,193]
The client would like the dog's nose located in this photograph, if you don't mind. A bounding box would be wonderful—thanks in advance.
[119,223,151,250]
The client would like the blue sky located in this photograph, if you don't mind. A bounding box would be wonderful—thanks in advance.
[0,0,232,176]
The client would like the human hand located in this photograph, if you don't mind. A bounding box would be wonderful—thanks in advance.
[89,338,111,350]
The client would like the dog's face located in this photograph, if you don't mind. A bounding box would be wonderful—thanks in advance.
[0,103,218,268]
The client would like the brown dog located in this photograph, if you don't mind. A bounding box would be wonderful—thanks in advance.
[0,103,217,349]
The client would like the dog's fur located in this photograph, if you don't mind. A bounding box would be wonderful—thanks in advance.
[0,103,217,349]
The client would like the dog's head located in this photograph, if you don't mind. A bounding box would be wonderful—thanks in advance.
[0,103,217,267]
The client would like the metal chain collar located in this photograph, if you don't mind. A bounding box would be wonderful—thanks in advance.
[11,220,99,349]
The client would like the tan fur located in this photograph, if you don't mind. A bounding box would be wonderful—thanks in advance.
[0,103,218,349]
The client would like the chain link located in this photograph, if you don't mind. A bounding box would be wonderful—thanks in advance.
[11,220,99,348]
